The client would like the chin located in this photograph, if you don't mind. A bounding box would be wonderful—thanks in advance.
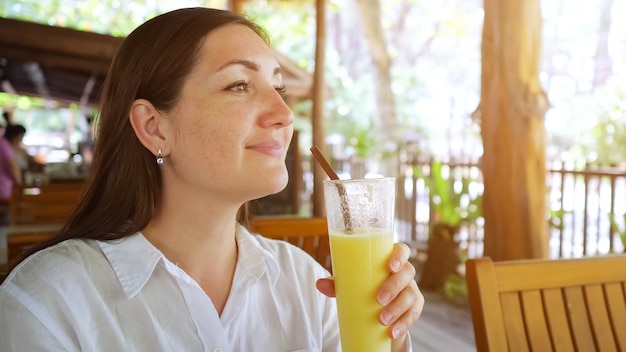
[249,169,289,199]
[267,173,290,194]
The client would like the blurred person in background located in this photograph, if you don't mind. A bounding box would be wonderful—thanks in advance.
[0,112,24,205]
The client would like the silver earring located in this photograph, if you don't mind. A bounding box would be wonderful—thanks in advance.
[156,149,164,165]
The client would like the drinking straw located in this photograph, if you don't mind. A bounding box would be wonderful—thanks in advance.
[310,145,340,180]
[310,145,353,232]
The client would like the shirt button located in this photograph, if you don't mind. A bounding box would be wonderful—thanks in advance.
[212,348,223,352]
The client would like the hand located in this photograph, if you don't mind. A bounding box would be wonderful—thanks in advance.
[316,242,424,351]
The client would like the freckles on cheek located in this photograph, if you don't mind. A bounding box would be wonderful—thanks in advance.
[183,114,213,143]
[180,108,240,163]
[191,128,231,165]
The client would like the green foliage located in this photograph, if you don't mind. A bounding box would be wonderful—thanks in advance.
[251,0,485,157]
[1,0,227,36]
[246,2,314,58]
[346,127,376,159]
[608,213,626,248]
[15,107,81,131]
[1,0,487,160]
[548,72,626,165]
[442,273,468,304]
[418,161,480,294]
[4,0,623,166]
[420,161,482,229]
[549,208,568,231]
[0,93,48,111]
[587,88,626,165]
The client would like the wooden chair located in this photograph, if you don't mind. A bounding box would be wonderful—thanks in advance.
[9,182,84,226]
[466,255,626,352]
[6,182,84,267]
[248,217,332,272]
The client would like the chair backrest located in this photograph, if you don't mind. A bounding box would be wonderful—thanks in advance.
[466,255,626,352]
[9,182,84,226]
[248,217,331,272]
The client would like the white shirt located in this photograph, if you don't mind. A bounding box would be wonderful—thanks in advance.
[0,225,341,351]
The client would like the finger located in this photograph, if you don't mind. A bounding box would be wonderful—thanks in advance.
[388,284,424,339]
[315,277,336,297]
[379,280,420,328]
[377,261,416,306]
[379,280,424,339]
[388,242,411,273]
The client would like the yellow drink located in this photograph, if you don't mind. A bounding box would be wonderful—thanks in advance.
[330,228,393,352]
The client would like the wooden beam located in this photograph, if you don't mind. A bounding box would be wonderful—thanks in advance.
[228,0,246,14]
[0,18,120,75]
[0,17,312,105]
[79,75,97,107]
[0,45,112,76]
[480,0,549,260]
[23,63,50,100]
[1,80,16,95]
[311,0,327,216]
[272,49,313,100]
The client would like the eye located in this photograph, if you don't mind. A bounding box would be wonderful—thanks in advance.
[275,85,287,99]
[226,81,249,92]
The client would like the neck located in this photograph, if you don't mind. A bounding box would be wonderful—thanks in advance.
[142,199,241,315]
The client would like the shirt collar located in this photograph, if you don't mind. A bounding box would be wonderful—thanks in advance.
[235,224,280,284]
[98,233,163,299]
[98,225,281,299]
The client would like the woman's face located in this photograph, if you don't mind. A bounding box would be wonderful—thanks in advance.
[163,24,294,204]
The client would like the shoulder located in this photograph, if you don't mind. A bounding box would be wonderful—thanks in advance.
[0,240,113,350]
[0,139,13,155]
[13,238,104,268]
[1,239,109,297]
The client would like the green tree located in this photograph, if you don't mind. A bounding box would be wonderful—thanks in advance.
[585,85,626,165]
[0,0,226,36]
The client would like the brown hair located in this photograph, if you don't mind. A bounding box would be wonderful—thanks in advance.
[2,111,26,142]
[13,8,266,267]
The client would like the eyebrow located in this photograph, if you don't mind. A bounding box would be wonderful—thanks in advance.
[218,59,283,76]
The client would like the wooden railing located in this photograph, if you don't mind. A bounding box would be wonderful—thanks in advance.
[395,156,485,258]
[322,154,626,259]
[547,162,626,258]
[394,157,626,259]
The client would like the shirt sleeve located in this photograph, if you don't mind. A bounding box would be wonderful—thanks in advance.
[406,332,414,351]
[0,289,72,351]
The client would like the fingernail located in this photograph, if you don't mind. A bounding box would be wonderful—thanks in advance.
[391,260,401,272]
[391,325,405,339]
[377,291,391,305]
[380,311,393,325]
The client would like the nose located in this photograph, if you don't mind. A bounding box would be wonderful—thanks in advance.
[258,87,294,128]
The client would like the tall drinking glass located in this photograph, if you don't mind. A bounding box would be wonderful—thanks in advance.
[323,177,396,352]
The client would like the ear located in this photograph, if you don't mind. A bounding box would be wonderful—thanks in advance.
[129,99,169,156]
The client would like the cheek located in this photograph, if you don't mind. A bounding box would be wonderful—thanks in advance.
[175,116,213,159]
[180,118,241,165]
[284,126,295,145]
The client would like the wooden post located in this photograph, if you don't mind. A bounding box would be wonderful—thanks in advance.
[311,0,327,217]
[480,0,549,260]
[228,0,245,14]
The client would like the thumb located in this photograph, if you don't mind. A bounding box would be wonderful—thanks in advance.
[315,277,336,297]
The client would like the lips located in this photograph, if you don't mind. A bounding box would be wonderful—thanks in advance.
[246,140,284,157]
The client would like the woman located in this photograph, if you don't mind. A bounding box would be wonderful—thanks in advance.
[0,115,25,203]
[0,8,423,351]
